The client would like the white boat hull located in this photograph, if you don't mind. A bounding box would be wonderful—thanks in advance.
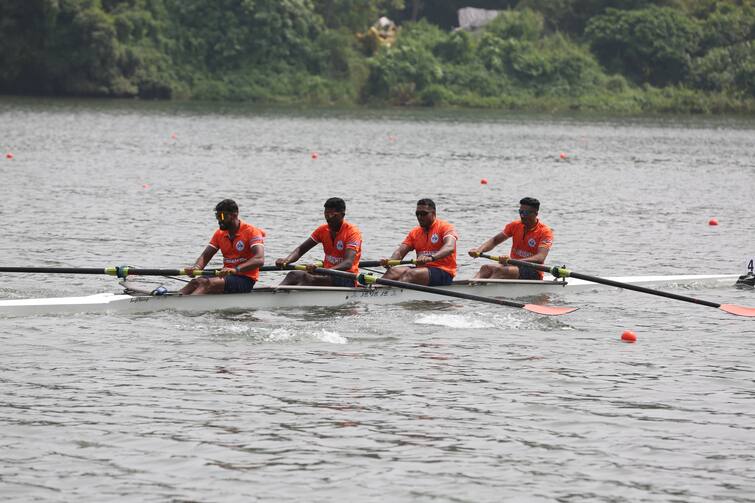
[0,274,740,317]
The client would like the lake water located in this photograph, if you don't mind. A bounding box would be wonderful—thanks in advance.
[1,98,754,502]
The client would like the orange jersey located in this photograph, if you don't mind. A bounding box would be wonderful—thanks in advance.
[209,220,266,280]
[402,218,458,277]
[502,219,553,278]
[310,220,362,274]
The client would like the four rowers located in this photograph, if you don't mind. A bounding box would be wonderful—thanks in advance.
[184,196,551,294]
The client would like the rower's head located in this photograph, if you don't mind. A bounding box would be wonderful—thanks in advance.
[324,197,346,228]
[215,199,239,231]
[415,198,436,229]
[518,197,540,226]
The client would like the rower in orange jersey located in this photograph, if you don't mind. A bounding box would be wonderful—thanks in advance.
[275,197,362,286]
[379,198,458,286]
[468,197,553,280]
[180,199,266,295]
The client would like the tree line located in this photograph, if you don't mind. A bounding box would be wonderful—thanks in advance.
[0,0,752,112]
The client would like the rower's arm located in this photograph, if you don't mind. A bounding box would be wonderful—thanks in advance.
[433,235,457,260]
[278,237,317,266]
[476,232,507,253]
[389,243,412,260]
[517,245,550,264]
[193,245,218,269]
[236,244,265,273]
[333,248,357,271]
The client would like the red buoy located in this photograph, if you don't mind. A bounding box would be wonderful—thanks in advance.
[311,152,318,160]
[5,152,13,159]
[480,178,488,185]
[708,218,718,226]
[559,152,567,160]
[621,330,637,343]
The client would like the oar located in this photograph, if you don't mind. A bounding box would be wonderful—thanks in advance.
[0,265,307,277]
[312,267,577,316]
[474,253,755,317]
[270,259,416,269]
[0,260,407,277]
[358,259,416,268]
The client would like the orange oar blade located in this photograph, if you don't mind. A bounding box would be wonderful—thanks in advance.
[719,304,755,317]
[524,304,578,316]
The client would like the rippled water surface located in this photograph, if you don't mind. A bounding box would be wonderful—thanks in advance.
[1,98,754,502]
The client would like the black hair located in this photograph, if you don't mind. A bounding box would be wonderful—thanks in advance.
[324,197,346,213]
[519,197,540,211]
[215,199,239,213]
[416,198,436,210]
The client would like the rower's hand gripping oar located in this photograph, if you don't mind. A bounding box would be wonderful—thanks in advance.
[313,268,577,316]
[473,253,755,318]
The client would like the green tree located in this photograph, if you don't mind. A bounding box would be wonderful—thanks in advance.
[313,0,404,31]
[363,20,445,103]
[698,1,755,51]
[691,41,755,97]
[585,6,701,85]
[0,0,60,93]
[166,0,325,72]
[516,0,686,35]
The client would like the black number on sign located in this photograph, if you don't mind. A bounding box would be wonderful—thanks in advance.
[749,259,754,273]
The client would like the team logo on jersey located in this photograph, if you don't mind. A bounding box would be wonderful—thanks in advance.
[236,241,245,251]
[528,238,536,248]
[431,233,439,244]
[336,240,344,250]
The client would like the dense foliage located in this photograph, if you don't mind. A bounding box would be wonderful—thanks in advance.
[0,0,753,112]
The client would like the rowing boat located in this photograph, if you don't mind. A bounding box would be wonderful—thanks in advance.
[0,274,739,317]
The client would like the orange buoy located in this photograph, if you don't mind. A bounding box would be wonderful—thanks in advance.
[480,178,488,185]
[311,152,318,160]
[708,218,719,226]
[621,330,637,343]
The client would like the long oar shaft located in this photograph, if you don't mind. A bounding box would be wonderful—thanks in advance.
[0,265,305,277]
[0,260,410,276]
[0,267,110,274]
[476,253,755,317]
[510,258,723,308]
[313,268,576,316]
[358,259,415,268]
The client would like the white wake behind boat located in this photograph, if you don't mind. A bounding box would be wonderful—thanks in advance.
[0,274,740,317]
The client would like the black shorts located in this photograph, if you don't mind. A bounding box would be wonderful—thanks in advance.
[427,267,453,286]
[330,275,357,288]
[518,266,542,280]
[224,275,256,293]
